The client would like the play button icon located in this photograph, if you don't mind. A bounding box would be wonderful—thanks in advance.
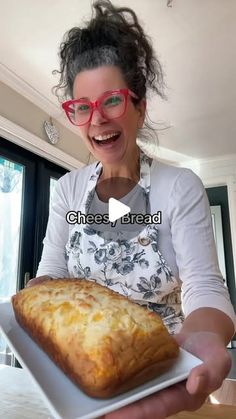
[108,198,130,223]
[84,176,151,240]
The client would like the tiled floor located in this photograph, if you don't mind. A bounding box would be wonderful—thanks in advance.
[208,349,236,405]
[228,348,236,379]
[210,380,236,405]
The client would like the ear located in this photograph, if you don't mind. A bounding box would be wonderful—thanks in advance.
[137,98,146,128]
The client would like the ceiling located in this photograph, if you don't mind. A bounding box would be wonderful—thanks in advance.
[0,0,236,159]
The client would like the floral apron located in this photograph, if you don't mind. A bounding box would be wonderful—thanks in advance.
[65,151,184,334]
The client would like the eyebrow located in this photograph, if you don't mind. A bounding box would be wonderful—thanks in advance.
[75,90,119,101]
[76,96,89,101]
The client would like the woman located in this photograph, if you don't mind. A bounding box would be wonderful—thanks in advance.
[29,1,235,417]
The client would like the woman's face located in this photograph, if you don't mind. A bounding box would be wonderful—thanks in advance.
[72,65,146,165]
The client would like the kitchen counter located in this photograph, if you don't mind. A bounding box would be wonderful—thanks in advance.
[169,402,236,418]
[1,365,236,419]
[0,365,52,418]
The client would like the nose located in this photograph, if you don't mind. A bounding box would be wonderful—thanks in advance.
[90,108,107,125]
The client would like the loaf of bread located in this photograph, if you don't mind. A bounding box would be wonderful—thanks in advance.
[12,279,179,398]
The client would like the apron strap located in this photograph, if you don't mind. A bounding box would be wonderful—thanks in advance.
[83,149,152,215]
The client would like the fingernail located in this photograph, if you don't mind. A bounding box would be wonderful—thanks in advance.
[188,375,204,394]
[195,375,205,392]
[196,376,201,387]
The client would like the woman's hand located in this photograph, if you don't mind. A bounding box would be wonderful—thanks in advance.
[103,331,232,419]
[26,275,52,287]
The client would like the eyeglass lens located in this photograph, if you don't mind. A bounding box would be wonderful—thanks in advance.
[69,92,126,125]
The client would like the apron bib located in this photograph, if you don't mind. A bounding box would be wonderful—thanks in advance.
[65,151,184,334]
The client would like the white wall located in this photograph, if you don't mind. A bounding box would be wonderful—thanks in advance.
[182,155,236,285]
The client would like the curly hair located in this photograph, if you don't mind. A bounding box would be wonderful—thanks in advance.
[52,0,165,104]
[53,0,167,152]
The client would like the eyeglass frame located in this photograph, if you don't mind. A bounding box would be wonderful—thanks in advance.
[62,88,139,126]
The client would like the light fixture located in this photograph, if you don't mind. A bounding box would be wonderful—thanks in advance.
[44,117,60,145]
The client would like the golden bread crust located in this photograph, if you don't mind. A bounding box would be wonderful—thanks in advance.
[12,279,179,398]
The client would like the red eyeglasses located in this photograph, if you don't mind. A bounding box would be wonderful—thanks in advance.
[62,88,139,126]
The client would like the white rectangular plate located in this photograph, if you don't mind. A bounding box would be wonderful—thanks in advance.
[0,301,202,419]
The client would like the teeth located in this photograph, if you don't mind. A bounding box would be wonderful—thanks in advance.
[94,132,119,141]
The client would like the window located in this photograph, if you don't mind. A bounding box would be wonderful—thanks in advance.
[0,137,68,365]
[206,186,236,343]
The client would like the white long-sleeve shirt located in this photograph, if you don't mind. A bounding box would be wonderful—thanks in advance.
[37,158,236,326]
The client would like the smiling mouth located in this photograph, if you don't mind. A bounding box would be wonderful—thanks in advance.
[92,132,121,146]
